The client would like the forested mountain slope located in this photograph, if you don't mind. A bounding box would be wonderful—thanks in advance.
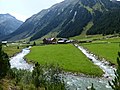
[3,0,120,41]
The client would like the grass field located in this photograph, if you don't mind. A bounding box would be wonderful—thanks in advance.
[100,37,120,43]
[71,35,104,41]
[2,43,28,57]
[3,46,23,57]
[26,44,103,76]
[81,43,120,65]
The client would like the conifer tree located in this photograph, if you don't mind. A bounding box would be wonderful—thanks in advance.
[0,43,10,79]
[33,42,36,46]
[32,62,41,88]
[108,51,120,90]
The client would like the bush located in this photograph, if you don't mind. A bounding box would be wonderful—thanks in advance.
[7,63,66,90]
[17,46,19,49]
[32,63,66,90]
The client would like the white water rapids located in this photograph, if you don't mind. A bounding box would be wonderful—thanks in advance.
[10,47,33,71]
[10,45,115,90]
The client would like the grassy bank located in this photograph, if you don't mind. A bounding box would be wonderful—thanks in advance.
[2,43,28,57]
[3,46,22,57]
[26,44,103,76]
[71,35,104,41]
[81,42,120,65]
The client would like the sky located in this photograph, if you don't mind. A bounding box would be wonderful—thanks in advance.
[0,0,64,21]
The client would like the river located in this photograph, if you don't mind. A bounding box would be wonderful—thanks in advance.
[10,47,33,71]
[10,45,114,90]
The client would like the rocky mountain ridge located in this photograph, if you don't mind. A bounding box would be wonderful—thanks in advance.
[0,14,23,38]
[3,0,120,41]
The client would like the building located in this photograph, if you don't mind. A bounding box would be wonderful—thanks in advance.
[57,38,74,44]
[43,38,57,44]
[2,41,7,45]
[57,38,68,44]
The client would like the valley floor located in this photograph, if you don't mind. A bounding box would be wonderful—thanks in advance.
[0,36,119,90]
[26,36,120,76]
[25,44,103,76]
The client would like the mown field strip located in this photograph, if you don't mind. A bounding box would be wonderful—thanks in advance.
[26,44,103,76]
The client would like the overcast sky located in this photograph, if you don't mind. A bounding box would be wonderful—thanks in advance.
[0,0,120,21]
[0,0,64,21]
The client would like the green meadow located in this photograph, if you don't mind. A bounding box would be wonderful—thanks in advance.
[81,42,120,65]
[100,37,120,43]
[2,44,28,57]
[71,35,104,41]
[26,44,103,76]
[3,46,22,57]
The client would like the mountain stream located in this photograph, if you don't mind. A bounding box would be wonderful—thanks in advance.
[10,45,115,90]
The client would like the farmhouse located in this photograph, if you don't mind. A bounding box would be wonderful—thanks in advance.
[43,38,57,44]
[2,41,7,45]
[57,38,68,44]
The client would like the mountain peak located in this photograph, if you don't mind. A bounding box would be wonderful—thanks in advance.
[0,13,17,20]
[0,14,23,37]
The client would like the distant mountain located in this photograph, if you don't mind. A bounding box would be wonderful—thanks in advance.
[0,14,23,37]
[4,0,120,41]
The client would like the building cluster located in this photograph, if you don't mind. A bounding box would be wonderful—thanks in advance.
[43,38,74,44]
